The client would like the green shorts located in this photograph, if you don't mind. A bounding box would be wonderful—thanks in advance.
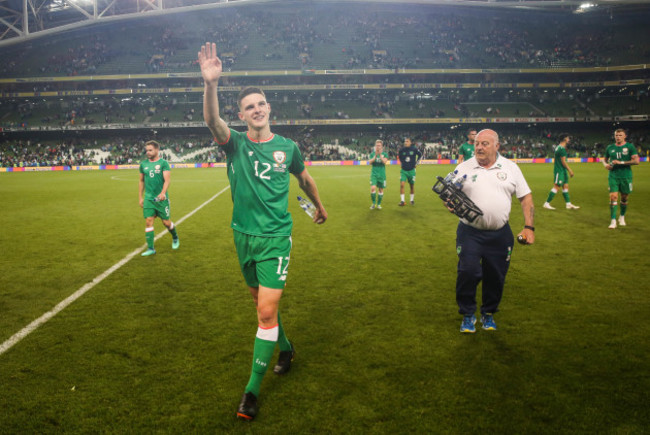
[608,176,633,194]
[233,231,292,289]
[553,170,569,187]
[400,169,416,185]
[370,174,387,188]
[143,198,171,220]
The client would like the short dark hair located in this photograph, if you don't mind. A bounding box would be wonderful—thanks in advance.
[558,133,571,142]
[145,140,161,149]
[237,87,266,108]
[467,128,477,135]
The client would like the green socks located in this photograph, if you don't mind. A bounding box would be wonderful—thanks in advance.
[277,312,292,352]
[562,190,571,203]
[377,193,383,205]
[621,202,627,216]
[244,325,278,397]
[145,228,154,250]
[546,191,556,203]
[610,202,618,219]
[169,223,178,240]
[371,193,376,204]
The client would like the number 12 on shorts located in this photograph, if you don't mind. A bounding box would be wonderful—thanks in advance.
[276,256,290,281]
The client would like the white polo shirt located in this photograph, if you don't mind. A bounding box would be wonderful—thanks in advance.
[454,154,531,231]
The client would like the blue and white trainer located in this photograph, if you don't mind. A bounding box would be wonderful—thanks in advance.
[481,314,497,331]
[460,315,476,333]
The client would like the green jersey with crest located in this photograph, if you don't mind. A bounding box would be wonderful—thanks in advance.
[369,152,388,178]
[458,142,475,160]
[222,128,306,237]
[139,158,171,200]
[605,142,638,179]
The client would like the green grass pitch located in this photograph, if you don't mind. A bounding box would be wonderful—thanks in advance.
[0,162,649,432]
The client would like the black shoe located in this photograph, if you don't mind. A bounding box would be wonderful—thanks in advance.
[273,343,295,375]
[398,201,406,206]
[236,392,258,421]
[410,200,415,205]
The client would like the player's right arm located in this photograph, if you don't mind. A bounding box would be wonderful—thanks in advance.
[198,42,230,144]
[138,172,145,208]
[560,156,574,177]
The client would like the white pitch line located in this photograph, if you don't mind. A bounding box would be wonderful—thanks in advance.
[0,185,231,357]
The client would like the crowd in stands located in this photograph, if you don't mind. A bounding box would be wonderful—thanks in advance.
[0,4,647,78]
[2,128,646,168]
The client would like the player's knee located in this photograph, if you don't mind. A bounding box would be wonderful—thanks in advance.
[256,305,277,325]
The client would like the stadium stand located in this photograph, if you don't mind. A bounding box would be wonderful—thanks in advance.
[0,1,649,167]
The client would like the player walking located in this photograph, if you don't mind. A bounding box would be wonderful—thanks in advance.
[369,139,389,209]
[604,128,639,228]
[542,133,580,210]
[138,140,179,256]
[198,42,327,421]
[398,137,422,206]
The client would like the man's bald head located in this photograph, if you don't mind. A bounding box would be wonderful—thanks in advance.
[474,129,500,167]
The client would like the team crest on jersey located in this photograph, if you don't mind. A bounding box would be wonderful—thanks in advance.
[622,148,629,155]
[273,151,287,164]
[497,172,507,181]
[155,165,160,170]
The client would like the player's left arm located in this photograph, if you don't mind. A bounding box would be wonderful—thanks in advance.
[158,170,170,201]
[415,149,423,166]
[517,193,535,245]
[294,169,328,224]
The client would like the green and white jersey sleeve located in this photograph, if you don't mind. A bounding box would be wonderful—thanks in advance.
[222,128,306,237]
[139,158,170,200]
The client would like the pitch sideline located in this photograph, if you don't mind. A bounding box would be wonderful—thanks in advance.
[0,185,231,357]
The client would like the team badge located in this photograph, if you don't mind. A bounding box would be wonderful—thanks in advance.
[273,151,287,164]
[155,165,160,170]
[497,172,507,181]
[623,148,629,155]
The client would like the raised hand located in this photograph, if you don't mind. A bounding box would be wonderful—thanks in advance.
[198,42,223,85]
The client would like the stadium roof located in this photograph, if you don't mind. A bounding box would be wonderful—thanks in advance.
[0,0,648,47]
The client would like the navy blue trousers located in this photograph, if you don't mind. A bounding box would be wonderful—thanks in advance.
[456,222,514,316]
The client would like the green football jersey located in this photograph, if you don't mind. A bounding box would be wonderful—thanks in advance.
[553,145,568,173]
[605,142,638,178]
[222,129,306,237]
[139,158,171,200]
[369,152,388,178]
[458,142,475,160]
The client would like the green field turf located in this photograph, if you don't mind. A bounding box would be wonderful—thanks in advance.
[0,162,649,433]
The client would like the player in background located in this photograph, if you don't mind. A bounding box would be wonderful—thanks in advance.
[457,128,476,163]
[138,140,179,256]
[369,139,389,209]
[604,128,639,228]
[542,133,580,210]
[198,42,327,421]
[398,137,422,206]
